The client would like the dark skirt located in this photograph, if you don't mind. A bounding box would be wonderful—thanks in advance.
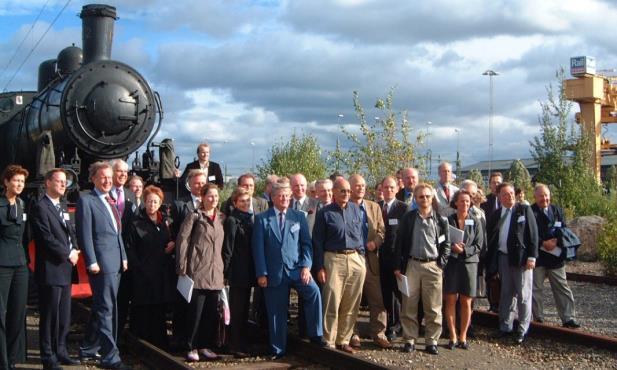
[443,258,478,297]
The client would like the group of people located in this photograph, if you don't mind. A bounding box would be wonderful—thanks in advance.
[0,142,582,370]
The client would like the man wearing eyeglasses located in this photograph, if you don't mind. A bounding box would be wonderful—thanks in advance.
[313,178,365,354]
[393,183,451,355]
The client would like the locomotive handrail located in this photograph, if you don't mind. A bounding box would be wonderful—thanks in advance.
[146,90,164,155]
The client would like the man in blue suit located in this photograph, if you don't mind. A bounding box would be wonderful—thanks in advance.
[76,162,129,370]
[252,178,325,359]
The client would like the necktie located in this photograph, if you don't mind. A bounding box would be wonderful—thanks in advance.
[279,211,285,234]
[116,188,125,215]
[382,203,388,222]
[56,203,73,249]
[105,195,122,232]
[443,185,450,202]
[294,200,299,211]
[498,208,511,229]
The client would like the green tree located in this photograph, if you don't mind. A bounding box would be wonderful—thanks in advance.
[506,159,533,197]
[467,168,485,190]
[257,132,327,181]
[605,165,617,192]
[336,89,425,186]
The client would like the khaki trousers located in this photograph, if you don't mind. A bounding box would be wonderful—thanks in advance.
[532,266,576,323]
[400,260,443,345]
[322,251,366,346]
[361,250,387,339]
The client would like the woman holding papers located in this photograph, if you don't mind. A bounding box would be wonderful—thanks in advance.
[176,183,224,362]
[222,187,256,357]
[444,190,484,350]
[125,185,175,348]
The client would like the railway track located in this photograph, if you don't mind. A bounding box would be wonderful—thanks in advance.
[67,271,614,369]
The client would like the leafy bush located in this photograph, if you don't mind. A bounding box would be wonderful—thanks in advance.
[597,219,617,277]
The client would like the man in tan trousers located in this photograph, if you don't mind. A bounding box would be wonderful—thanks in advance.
[348,174,389,349]
[313,178,366,354]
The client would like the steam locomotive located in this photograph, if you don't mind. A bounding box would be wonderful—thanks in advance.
[0,4,173,195]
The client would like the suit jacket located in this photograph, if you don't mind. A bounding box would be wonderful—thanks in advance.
[395,188,413,205]
[252,208,312,287]
[378,199,408,268]
[31,196,77,286]
[362,199,385,275]
[0,196,27,267]
[76,190,127,274]
[447,212,483,263]
[221,196,269,217]
[180,160,224,189]
[292,196,319,235]
[531,203,566,269]
[480,193,500,223]
[171,195,199,238]
[393,209,451,272]
[434,183,459,217]
[486,203,538,270]
[222,209,256,287]
[111,186,136,240]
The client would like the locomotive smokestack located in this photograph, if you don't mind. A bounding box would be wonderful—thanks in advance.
[80,4,117,64]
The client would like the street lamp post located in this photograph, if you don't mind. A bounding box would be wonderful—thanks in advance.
[482,69,498,181]
[454,128,461,180]
[250,141,255,173]
[426,121,432,177]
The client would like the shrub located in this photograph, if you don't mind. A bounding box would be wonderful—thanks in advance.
[597,219,617,276]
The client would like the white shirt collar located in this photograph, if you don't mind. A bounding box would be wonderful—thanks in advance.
[45,194,60,206]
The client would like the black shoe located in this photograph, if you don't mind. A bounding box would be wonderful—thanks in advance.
[402,343,415,353]
[563,320,581,329]
[425,344,439,355]
[101,362,132,370]
[79,352,101,362]
[515,333,526,344]
[494,330,512,339]
[310,336,328,347]
[447,340,457,350]
[457,341,469,350]
[57,356,81,365]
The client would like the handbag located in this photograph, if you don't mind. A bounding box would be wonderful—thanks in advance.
[556,227,581,261]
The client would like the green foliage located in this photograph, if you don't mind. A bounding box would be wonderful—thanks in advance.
[506,159,533,198]
[605,165,617,192]
[597,219,617,276]
[334,89,425,186]
[467,168,485,190]
[257,132,327,182]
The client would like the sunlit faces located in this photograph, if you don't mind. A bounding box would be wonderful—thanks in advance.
[438,163,453,184]
[350,176,366,200]
[272,188,292,210]
[291,174,307,199]
[113,164,129,186]
[455,193,471,213]
[4,174,26,197]
[198,145,210,163]
[234,194,251,213]
[239,177,255,197]
[129,178,144,198]
[144,193,162,216]
[534,186,551,209]
[46,171,67,199]
[414,187,433,209]
[499,184,516,209]
[93,167,113,193]
[490,175,503,194]
[333,180,351,206]
[381,178,398,201]
[316,181,333,205]
[201,187,219,210]
[402,168,419,190]
[189,174,207,197]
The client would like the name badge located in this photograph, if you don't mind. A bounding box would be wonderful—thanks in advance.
[517,215,525,223]
[438,234,445,243]
[63,213,70,221]
[208,175,216,181]
[465,219,474,226]
[290,223,300,233]
[554,221,562,228]
[388,219,398,226]
[22,213,27,221]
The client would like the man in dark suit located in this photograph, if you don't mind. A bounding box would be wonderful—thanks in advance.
[76,162,129,370]
[480,171,502,312]
[530,184,579,328]
[110,159,136,336]
[486,182,538,344]
[260,174,279,208]
[221,173,268,216]
[31,169,81,370]
[252,178,325,359]
[395,167,419,209]
[178,143,224,194]
[378,176,407,341]
[480,172,503,222]
[169,169,207,348]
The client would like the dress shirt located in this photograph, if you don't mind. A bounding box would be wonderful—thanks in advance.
[410,211,438,259]
[383,199,395,214]
[95,188,119,232]
[293,196,307,210]
[498,207,513,254]
[274,207,286,232]
[45,194,77,258]
[112,186,125,215]
[190,194,201,210]
[358,201,369,246]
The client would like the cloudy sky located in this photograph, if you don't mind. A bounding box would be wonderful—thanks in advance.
[1,0,616,179]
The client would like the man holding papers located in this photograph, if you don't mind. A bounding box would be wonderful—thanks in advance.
[393,183,450,355]
[530,184,579,329]
[444,190,484,350]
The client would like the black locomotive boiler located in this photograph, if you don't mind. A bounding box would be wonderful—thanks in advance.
[0,3,166,192]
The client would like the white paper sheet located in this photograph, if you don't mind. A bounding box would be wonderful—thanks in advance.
[177,274,194,303]
[396,273,410,297]
[448,225,464,244]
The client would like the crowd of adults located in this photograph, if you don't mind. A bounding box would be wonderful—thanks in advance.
[0,142,581,370]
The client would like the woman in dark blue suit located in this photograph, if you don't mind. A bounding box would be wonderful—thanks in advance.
[0,164,29,369]
[444,190,483,350]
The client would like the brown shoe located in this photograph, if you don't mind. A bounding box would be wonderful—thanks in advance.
[373,337,392,349]
[350,335,361,348]
[336,344,356,354]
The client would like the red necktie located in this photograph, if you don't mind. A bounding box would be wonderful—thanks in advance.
[105,195,122,232]
[444,185,450,202]
[382,203,388,222]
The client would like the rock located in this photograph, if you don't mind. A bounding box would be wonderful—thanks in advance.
[568,215,606,261]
